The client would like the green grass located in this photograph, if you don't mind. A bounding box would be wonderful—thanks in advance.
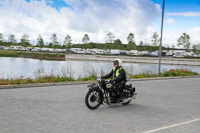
[0,50,65,60]
[77,76,96,81]
[0,76,75,85]
[0,69,199,85]
[130,70,158,79]
[0,50,22,57]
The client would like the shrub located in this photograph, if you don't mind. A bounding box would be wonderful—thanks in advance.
[161,69,198,77]
[0,79,10,85]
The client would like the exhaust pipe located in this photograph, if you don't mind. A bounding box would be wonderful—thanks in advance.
[121,93,137,104]
[107,93,111,105]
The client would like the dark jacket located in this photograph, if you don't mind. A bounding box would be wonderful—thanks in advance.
[103,66,126,82]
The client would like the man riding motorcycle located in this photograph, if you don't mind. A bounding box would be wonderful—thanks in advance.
[102,58,127,102]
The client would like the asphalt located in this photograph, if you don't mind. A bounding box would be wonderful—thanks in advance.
[0,77,200,133]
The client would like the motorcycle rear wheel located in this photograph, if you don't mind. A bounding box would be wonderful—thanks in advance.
[85,88,103,110]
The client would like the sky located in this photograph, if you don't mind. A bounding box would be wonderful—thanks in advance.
[0,0,200,48]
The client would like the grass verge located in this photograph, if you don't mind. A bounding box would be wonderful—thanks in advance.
[0,69,199,85]
[0,50,65,60]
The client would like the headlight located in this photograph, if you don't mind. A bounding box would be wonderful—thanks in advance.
[106,83,112,88]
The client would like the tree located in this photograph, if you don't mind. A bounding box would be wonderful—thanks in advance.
[177,33,191,50]
[192,43,200,56]
[114,39,122,44]
[20,33,29,46]
[114,39,124,49]
[48,43,53,48]
[0,33,4,42]
[127,42,136,51]
[82,34,90,44]
[105,32,115,43]
[127,33,134,44]
[64,34,72,48]
[151,32,160,46]
[8,34,17,44]
[64,34,71,45]
[51,33,58,48]
[37,34,45,48]
[139,41,144,46]
[172,44,175,49]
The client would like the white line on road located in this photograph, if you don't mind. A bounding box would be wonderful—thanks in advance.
[142,117,200,133]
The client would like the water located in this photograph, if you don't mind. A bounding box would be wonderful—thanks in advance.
[0,57,200,79]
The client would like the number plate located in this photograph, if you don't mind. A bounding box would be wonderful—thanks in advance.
[96,75,101,81]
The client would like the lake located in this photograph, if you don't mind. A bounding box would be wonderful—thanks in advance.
[0,57,200,79]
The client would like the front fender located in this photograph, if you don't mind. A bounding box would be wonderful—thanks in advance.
[88,86,104,103]
[88,86,100,91]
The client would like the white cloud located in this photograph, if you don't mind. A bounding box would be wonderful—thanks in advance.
[0,0,160,44]
[161,12,200,47]
[162,31,182,47]
[155,3,161,13]
[160,27,200,48]
[144,26,155,44]
[167,12,200,17]
[188,27,200,44]
[166,18,176,25]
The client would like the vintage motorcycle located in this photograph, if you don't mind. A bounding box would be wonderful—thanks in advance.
[85,75,137,110]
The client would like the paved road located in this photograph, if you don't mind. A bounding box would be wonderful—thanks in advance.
[0,78,200,133]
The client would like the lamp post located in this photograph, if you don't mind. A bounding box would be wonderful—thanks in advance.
[158,0,165,77]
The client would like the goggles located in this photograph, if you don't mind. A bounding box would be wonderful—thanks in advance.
[113,62,118,65]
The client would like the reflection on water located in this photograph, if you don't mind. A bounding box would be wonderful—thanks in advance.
[0,57,200,79]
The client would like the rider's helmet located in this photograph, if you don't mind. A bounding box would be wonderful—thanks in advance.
[113,58,122,67]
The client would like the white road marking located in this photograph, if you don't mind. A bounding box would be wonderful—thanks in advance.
[142,117,200,133]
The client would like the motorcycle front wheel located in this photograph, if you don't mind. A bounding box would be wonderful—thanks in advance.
[85,88,103,110]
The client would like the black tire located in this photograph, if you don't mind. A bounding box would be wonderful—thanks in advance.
[85,88,103,110]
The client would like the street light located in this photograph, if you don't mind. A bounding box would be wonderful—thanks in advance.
[158,0,165,77]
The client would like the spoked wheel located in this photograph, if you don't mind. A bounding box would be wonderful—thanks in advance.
[85,88,102,110]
